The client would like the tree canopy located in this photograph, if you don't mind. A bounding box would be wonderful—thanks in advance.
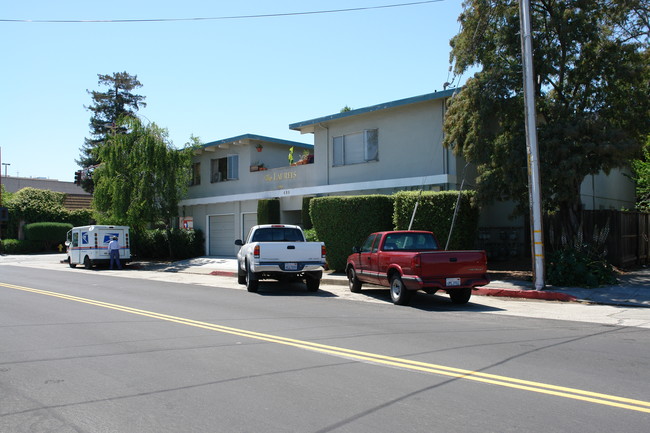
[92,117,196,231]
[443,0,650,236]
[77,72,146,192]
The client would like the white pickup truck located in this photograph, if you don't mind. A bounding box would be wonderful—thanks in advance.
[235,224,326,293]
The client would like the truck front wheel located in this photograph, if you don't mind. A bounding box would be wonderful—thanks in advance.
[390,274,412,306]
[347,267,362,293]
[237,262,246,284]
[246,262,259,293]
[449,288,472,304]
[83,256,92,270]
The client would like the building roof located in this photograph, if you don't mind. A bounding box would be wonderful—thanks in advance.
[2,176,90,195]
[201,133,313,151]
[289,88,458,133]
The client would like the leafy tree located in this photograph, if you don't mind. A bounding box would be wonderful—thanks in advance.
[631,135,650,211]
[443,0,650,238]
[92,116,196,233]
[77,72,147,192]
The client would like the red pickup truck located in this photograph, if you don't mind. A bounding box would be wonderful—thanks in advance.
[346,230,489,305]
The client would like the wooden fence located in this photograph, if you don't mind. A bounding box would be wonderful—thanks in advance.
[546,210,650,268]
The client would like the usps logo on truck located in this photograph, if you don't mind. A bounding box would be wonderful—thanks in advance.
[81,232,89,245]
[103,233,119,244]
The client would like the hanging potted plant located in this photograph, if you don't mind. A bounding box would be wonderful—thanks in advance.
[256,143,263,152]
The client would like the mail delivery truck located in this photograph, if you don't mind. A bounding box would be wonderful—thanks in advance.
[66,225,131,269]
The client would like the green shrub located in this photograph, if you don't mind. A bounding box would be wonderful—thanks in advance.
[302,197,314,229]
[311,195,394,271]
[547,248,616,287]
[393,190,479,250]
[546,222,616,287]
[257,199,280,224]
[24,222,73,250]
[303,228,319,242]
[1,239,41,254]
[131,228,204,260]
[2,188,94,238]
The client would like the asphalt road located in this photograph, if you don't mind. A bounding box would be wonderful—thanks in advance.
[1,260,649,432]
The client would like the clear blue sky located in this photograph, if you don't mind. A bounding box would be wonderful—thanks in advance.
[0,0,471,182]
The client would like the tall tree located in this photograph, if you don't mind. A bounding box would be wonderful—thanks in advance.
[92,116,196,232]
[77,72,147,192]
[443,0,650,238]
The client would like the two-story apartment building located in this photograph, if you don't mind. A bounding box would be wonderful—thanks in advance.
[180,89,636,257]
[180,90,471,256]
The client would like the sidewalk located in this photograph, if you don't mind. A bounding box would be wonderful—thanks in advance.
[131,257,650,308]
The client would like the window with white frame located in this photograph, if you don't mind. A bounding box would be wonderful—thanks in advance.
[210,155,239,182]
[332,129,378,166]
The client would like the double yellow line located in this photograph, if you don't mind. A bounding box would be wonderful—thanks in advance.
[2,282,650,414]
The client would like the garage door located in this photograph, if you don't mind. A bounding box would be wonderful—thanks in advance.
[242,213,257,241]
[208,214,235,256]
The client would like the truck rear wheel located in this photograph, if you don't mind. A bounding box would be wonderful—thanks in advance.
[449,288,472,304]
[246,262,259,293]
[305,271,322,292]
[390,274,412,306]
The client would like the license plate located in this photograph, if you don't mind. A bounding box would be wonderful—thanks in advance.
[446,278,461,287]
[285,262,298,271]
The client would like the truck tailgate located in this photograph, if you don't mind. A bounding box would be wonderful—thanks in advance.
[418,251,487,278]
[257,243,324,263]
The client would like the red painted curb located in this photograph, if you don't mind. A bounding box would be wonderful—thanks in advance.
[474,287,577,302]
[210,270,237,277]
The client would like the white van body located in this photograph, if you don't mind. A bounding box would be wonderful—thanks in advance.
[66,225,131,269]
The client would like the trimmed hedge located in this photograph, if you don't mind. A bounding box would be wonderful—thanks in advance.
[130,228,205,260]
[310,195,394,271]
[24,222,73,250]
[393,191,479,250]
[0,239,41,254]
[257,199,280,224]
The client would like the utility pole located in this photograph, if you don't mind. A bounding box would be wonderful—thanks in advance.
[519,0,545,290]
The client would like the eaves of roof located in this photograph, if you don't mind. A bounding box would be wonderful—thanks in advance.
[201,133,313,150]
[289,88,458,132]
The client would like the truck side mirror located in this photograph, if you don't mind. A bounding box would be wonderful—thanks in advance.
[352,246,361,253]
[234,239,243,246]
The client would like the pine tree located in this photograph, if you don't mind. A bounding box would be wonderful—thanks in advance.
[77,72,146,192]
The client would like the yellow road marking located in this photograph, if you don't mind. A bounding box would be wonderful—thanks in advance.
[2,281,650,414]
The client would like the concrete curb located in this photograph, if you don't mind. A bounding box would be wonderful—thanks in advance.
[208,270,579,302]
[473,287,578,302]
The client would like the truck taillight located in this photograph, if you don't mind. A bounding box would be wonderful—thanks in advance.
[254,245,260,258]
[321,245,327,258]
[412,254,421,269]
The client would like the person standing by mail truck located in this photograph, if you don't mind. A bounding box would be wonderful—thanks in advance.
[108,236,122,270]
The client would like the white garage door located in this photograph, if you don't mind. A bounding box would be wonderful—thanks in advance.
[209,214,235,256]
[242,213,257,241]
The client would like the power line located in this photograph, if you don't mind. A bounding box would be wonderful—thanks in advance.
[1,1,444,24]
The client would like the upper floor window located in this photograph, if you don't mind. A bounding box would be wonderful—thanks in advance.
[190,162,201,186]
[211,155,239,182]
[333,129,378,166]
